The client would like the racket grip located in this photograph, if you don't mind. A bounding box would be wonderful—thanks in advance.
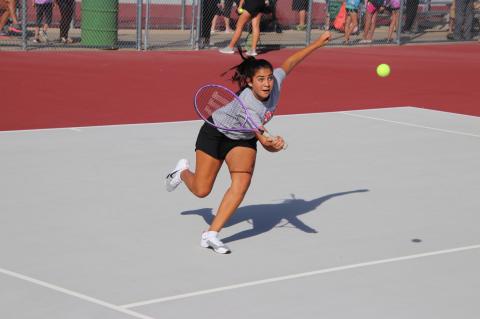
[262,131,287,150]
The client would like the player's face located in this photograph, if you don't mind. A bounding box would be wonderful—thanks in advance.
[248,68,274,101]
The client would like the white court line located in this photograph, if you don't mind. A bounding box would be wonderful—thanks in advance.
[0,107,477,134]
[340,111,480,138]
[122,244,480,309]
[0,267,155,319]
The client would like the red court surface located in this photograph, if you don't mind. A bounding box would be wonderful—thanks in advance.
[1,43,478,131]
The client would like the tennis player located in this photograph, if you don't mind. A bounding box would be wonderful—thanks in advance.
[166,31,331,254]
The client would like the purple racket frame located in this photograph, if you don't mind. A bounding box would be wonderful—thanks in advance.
[193,84,287,149]
[193,84,261,133]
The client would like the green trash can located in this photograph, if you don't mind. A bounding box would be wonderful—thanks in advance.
[81,0,119,49]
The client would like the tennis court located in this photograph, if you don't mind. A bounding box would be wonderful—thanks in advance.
[1,44,479,318]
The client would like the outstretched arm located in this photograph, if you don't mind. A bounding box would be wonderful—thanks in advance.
[280,31,331,75]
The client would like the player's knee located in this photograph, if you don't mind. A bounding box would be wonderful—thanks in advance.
[194,185,212,198]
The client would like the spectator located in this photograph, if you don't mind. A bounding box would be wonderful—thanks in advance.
[0,0,21,35]
[344,0,361,44]
[33,0,53,43]
[385,0,400,42]
[360,0,385,43]
[292,0,309,30]
[402,0,419,33]
[199,0,217,48]
[211,0,234,33]
[55,0,74,43]
[219,0,267,56]
[446,0,456,39]
[453,0,474,40]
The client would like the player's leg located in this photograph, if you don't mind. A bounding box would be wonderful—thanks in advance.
[223,10,251,50]
[208,146,255,232]
[367,10,378,40]
[249,13,261,54]
[387,10,398,41]
[181,150,223,198]
[344,12,352,42]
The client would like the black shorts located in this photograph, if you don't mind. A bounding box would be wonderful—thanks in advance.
[35,3,53,27]
[195,122,257,160]
[291,0,309,11]
[243,0,268,17]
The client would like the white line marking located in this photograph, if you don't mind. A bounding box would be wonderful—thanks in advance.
[0,267,155,319]
[340,111,480,138]
[122,244,480,309]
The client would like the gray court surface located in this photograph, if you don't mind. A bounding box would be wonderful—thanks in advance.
[1,107,479,319]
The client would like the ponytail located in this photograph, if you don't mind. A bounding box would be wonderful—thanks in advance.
[221,46,273,93]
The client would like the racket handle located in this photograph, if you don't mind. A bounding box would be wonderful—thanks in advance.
[262,131,287,150]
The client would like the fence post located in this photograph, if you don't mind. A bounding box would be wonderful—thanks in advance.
[181,0,186,30]
[195,0,202,50]
[190,0,196,47]
[306,0,313,45]
[144,0,150,50]
[136,0,143,50]
[21,0,27,50]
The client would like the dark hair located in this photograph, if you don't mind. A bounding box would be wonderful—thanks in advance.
[221,46,273,92]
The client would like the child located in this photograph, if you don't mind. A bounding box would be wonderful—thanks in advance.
[360,0,385,44]
[166,31,331,254]
[344,0,361,44]
[33,0,53,43]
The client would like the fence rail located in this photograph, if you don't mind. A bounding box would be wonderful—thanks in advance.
[0,0,478,51]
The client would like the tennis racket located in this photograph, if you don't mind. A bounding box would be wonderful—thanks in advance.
[194,84,287,150]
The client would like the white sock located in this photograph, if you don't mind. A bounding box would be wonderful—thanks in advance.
[206,231,218,238]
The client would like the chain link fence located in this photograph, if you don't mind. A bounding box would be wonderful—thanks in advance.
[0,0,478,50]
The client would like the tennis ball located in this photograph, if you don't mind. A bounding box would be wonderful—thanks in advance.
[238,7,244,14]
[376,63,391,77]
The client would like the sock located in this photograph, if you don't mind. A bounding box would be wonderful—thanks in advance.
[206,231,218,238]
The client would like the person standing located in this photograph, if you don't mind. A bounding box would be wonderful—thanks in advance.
[453,0,474,40]
[218,0,267,56]
[199,0,218,48]
[33,0,53,43]
[402,0,419,33]
[55,0,74,43]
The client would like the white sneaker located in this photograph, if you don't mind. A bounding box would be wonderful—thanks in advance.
[165,159,189,192]
[200,232,231,254]
[245,49,257,57]
[219,46,235,54]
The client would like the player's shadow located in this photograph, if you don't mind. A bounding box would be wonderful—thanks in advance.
[181,189,369,244]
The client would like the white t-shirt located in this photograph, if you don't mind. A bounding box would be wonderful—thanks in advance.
[212,67,287,140]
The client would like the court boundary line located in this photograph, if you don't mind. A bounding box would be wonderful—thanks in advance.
[1,106,477,134]
[121,244,480,309]
[339,111,480,138]
[0,267,155,319]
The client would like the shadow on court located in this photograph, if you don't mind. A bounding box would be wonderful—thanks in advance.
[181,189,369,243]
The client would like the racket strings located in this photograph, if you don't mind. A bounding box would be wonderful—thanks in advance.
[196,86,249,130]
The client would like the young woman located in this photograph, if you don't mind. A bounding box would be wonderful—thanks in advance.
[385,0,400,43]
[166,31,331,254]
[218,0,265,56]
[360,0,385,44]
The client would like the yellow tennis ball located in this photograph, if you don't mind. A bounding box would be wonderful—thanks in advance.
[238,7,244,14]
[376,64,391,77]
